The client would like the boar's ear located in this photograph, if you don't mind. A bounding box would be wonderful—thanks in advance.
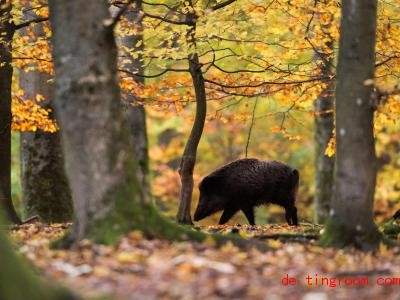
[199,175,221,192]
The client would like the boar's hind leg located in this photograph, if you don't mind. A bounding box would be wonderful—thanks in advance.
[285,206,298,226]
[242,207,255,225]
[219,206,239,225]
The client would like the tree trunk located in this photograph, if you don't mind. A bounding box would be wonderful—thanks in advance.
[48,0,203,247]
[0,215,77,300]
[177,51,207,225]
[0,2,21,224]
[116,0,150,196]
[19,18,73,223]
[320,0,381,250]
[314,44,335,224]
[48,0,142,245]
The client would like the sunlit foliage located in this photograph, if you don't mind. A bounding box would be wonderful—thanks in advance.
[9,0,400,222]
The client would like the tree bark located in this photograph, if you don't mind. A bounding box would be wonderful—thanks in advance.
[19,75,73,223]
[176,9,207,224]
[116,0,150,196]
[314,44,335,224]
[0,2,21,224]
[19,17,73,223]
[320,0,381,250]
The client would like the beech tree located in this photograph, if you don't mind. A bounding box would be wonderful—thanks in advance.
[0,2,21,224]
[176,0,208,225]
[48,0,146,245]
[314,68,334,224]
[313,19,335,224]
[320,0,382,250]
[19,7,72,222]
[19,75,73,222]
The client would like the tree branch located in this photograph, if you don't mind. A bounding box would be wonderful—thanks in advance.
[14,17,49,30]
[204,76,329,89]
[142,11,193,25]
[210,0,237,11]
[375,55,399,68]
[119,67,188,78]
[210,63,268,74]
[142,1,184,15]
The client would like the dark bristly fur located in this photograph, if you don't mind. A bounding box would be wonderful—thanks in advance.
[193,158,299,226]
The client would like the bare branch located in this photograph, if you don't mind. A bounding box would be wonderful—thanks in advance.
[142,1,184,15]
[14,17,49,30]
[375,55,399,68]
[142,11,193,25]
[204,76,329,89]
[210,0,236,11]
[119,67,188,78]
[12,56,52,63]
[210,63,268,74]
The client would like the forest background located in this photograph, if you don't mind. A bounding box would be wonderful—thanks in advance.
[8,0,400,225]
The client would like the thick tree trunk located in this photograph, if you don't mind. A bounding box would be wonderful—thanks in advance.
[320,0,381,250]
[177,52,207,225]
[0,215,76,299]
[314,45,335,224]
[48,0,143,245]
[19,18,73,223]
[116,0,150,195]
[0,3,21,224]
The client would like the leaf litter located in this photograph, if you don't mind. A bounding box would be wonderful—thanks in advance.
[9,222,400,300]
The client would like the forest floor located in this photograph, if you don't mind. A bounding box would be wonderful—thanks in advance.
[9,222,400,300]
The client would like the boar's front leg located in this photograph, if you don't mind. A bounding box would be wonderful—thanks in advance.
[285,206,298,226]
[219,206,239,225]
[242,206,255,225]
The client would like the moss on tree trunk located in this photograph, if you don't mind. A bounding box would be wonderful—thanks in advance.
[320,219,382,250]
[0,215,77,299]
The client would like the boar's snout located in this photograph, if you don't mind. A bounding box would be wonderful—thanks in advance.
[194,206,205,221]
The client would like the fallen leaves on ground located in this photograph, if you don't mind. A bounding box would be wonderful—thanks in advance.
[9,223,400,300]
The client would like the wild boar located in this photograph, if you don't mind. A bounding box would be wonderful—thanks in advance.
[193,158,299,225]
